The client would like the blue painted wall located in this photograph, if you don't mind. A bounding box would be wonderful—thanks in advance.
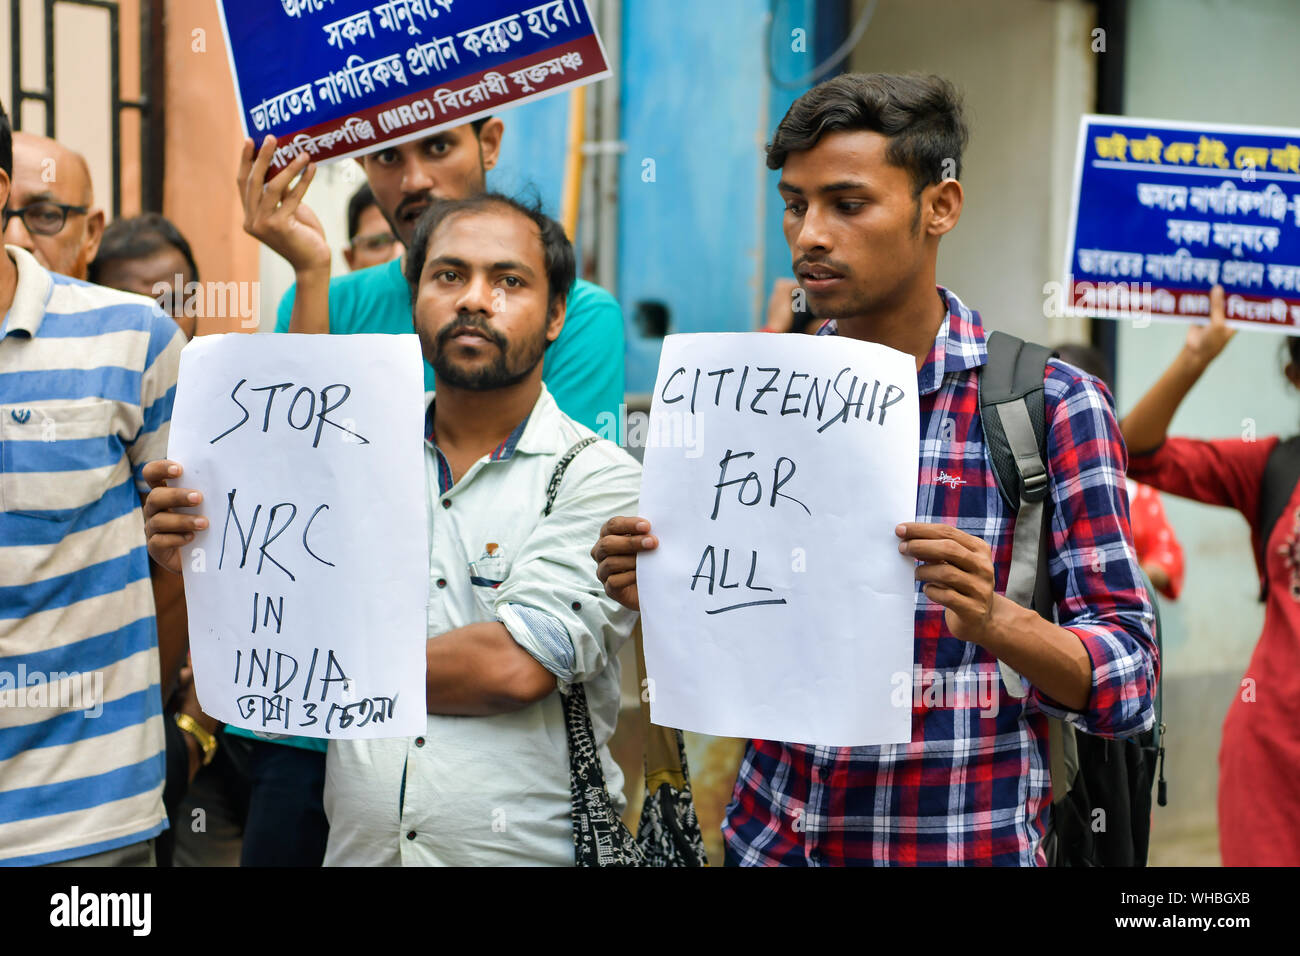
[488,91,571,225]
[765,0,824,338]
[489,0,822,394]
[618,0,819,392]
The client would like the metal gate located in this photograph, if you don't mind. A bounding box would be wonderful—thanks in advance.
[8,0,165,217]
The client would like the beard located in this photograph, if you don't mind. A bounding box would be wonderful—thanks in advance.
[385,156,488,244]
[803,284,873,321]
[391,194,430,247]
[424,313,547,391]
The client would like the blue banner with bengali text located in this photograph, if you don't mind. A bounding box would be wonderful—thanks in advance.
[216,0,609,172]
[1064,115,1300,331]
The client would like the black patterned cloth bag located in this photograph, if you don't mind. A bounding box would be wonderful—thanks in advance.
[560,634,709,867]
[545,440,708,867]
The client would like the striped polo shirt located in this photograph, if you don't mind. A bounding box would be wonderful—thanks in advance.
[0,245,185,865]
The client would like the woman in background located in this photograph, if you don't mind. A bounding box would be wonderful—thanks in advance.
[1121,286,1300,866]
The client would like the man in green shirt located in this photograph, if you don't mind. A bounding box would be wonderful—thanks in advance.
[214,117,625,866]
[246,117,624,430]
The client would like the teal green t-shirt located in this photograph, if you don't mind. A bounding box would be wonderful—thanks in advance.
[232,259,626,752]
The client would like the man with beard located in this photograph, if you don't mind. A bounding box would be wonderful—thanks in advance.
[229,120,625,864]
[591,73,1157,866]
[240,120,623,429]
[143,194,639,865]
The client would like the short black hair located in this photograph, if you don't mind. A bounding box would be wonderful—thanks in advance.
[1286,336,1300,371]
[89,213,199,285]
[0,98,11,181]
[767,73,969,197]
[404,192,575,315]
[346,183,379,241]
[471,116,490,135]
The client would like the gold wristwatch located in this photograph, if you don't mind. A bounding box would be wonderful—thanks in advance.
[174,712,218,766]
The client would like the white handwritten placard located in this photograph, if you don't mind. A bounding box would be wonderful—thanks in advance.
[167,333,428,739]
[637,333,919,747]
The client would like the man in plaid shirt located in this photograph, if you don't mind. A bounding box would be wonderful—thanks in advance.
[591,73,1157,866]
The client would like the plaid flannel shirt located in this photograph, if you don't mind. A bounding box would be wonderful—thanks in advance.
[722,287,1157,866]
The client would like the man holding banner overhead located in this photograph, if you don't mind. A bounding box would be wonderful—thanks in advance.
[220,0,626,432]
[593,73,1158,866]
[242,119,625,432]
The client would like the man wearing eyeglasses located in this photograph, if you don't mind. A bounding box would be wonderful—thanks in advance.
[2,131,104,280]
[0,101,185,867]
[5,132,198,870]
[343,184,403,273]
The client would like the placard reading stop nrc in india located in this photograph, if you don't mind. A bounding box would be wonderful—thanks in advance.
[637,334,919,747]
[167,333,427,739]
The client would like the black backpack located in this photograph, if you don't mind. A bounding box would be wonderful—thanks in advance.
[980,331,1166,867]
[1256,435,1300,599]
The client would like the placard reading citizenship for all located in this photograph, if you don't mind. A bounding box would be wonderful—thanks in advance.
[636,333,919,748]
[217,0,611,172]
[1063,115,1300,331]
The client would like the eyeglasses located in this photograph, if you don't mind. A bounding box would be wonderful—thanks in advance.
[3,200,89,237]
[351,231,398,253]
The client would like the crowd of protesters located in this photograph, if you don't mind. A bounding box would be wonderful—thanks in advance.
[0,68,1293,868]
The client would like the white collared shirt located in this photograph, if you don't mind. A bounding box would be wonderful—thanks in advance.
[323,385,640,866]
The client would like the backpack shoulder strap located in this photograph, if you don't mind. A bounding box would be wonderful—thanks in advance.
[980,332,1080,817]
[979,331,1057,698]
[980,330,1054,517]
[1255,434,1300,599]
[1135,564,1168,807]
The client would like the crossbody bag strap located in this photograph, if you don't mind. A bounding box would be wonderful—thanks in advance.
[544,436,640,865]
[543,436,599,516]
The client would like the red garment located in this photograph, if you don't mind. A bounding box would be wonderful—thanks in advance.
[1129,434,1300,865]
[1128,481,1185,600]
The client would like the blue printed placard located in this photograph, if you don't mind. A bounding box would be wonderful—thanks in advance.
[216,0,609,172]
[1063,115,1300,331]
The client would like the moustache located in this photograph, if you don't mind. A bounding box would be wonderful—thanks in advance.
[436,315,507,351]
[396,192,435,220]
[794,255,851,278]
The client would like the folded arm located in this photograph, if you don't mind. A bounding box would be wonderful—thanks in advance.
[425,622,556,716]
